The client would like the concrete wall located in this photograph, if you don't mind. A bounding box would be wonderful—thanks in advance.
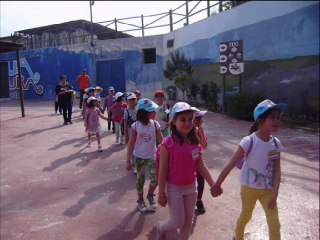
[0,1,318,116]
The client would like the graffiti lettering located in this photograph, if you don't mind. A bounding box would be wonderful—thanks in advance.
[8,58,44,96]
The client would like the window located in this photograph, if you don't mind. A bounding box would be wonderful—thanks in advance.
[167,39,174,48]
[143,48,156,64]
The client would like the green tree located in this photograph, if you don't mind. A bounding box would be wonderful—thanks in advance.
[163,50,193,101]
[200,82,220,110]
[187,81,200,102]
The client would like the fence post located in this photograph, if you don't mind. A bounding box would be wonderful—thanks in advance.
[16,50,25,117]
[185,1,189,25]
[169,10,173,32]
[219,1,223,12]
[141,15,145,37]
[114,18,118,38]
[207,0,210,17]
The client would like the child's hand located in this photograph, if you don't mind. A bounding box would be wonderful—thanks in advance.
[210,184,223,197]
[158,193,167,207]
[126,162,132,171]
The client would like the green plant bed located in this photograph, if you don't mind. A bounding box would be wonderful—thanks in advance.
[281,118,319,134]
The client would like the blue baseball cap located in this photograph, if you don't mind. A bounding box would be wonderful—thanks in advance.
[171,102,199,118]
[107,86,114,91]
[137,98,158,112]
[254,99,288,121]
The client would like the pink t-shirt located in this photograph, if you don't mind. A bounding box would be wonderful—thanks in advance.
[111,102,127,123]
[162,136,202,186]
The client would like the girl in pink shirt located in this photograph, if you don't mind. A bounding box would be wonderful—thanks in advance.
[84,96,108,152]
[108,92,127,144]
[156,102,220,240]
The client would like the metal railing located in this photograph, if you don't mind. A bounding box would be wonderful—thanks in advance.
[14,1,232,50]
[94,1,224,37]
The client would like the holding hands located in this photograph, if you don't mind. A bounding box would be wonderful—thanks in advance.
[210,184,223,197]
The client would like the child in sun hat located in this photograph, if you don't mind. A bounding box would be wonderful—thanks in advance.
[211,99,288,240]
[126,98,163,213]
[82,87,95,118]
[94,86,103,104]
[154,90,171,140]
[103,86,116,132]
[134,89,141,101]
[84,96,109,152]
[156,102,218,240]
[108,92,127,144]
[193,109,209,214]
[124,92,138,174]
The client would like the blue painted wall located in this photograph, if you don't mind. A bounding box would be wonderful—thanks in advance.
[0,47,94,100]
[0,1,318,117]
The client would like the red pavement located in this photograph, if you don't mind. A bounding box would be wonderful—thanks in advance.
[0,99,319,240]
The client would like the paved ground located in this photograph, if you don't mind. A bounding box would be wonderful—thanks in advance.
[0,99,319,240]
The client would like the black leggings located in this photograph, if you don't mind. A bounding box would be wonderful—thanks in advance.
[197,170,205,201]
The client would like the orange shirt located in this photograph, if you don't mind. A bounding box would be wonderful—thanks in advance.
[77,75,91,90]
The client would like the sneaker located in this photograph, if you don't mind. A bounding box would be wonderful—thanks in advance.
[196,200,206,214]
[137,199,148,213]
[63,122,68,125]
[98,145,103,152]
[132,168,137,175]
[115,138,119,144]
[147,194,157,209]
[69,121,73,124]
[156,221,166,240]
[87,141,92,147]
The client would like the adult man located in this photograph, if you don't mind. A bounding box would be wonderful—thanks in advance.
[76,69,91,109]
[56,75,74,125]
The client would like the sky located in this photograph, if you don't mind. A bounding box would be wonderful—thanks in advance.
[0,1,217,38]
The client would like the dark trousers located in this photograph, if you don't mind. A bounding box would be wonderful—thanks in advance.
[54,101,61,113]
[79,90,85,109]
[61,101,72,123]
[197,170,205,200]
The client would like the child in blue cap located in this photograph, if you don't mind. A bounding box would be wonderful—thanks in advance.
[126,98,163,212]
[211,99,288,240]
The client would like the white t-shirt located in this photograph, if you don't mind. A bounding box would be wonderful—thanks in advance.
[132,120,160,159]
[239,132,284,189]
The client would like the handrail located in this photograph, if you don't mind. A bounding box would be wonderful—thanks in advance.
[16,1,231,50]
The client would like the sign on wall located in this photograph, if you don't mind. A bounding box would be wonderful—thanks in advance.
[219,40,244,75]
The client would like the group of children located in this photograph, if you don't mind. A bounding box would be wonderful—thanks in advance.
[125,96,287,240]
[74,85,288,240]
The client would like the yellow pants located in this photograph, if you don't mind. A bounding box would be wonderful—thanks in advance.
[235,186,281,240]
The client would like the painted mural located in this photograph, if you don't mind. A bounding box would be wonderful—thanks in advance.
[162,1,319,118]
[8,58,44,99]
[0,1,318,118]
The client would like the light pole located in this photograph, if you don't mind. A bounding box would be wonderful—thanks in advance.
[89,0,94,47]
[89,0,97,86]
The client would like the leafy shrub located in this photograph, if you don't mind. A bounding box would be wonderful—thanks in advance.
[226,92,265,120]
[200,82,220,111]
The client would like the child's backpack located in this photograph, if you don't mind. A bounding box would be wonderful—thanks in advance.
[236,135,278,169]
